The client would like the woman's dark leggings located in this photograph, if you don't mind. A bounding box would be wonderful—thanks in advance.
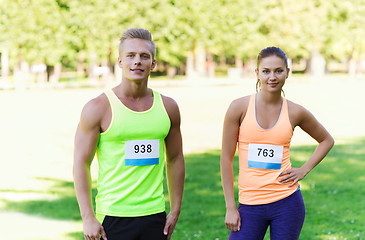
[229,190,305,240]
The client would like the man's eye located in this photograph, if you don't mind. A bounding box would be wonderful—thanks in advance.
[276,69,283,73]
[263,70,269,74]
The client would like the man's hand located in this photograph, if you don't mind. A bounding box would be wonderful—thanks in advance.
[83,216,107,240]
[163,212,179,240]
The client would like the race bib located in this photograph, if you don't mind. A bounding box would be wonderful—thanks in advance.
[247,143,283,170]
[125,139,160,166]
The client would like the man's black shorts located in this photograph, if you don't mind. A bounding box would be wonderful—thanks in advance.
[101,212,167,240]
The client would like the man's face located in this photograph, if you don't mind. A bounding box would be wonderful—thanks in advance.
[118,39,156,83]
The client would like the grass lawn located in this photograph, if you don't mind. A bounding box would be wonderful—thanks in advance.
[2,138,365,240]
[169,137,365,240]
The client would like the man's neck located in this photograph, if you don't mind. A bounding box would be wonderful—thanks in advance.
[117,79,150,98]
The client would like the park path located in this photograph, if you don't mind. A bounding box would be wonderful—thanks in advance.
[0,76,364,239]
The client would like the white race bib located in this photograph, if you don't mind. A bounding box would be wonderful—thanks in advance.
[247,143,283,170]
[125,139,160,166]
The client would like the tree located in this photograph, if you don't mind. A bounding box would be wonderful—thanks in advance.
[324,0,365,75]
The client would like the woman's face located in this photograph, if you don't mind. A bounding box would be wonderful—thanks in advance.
[256,55,290,93]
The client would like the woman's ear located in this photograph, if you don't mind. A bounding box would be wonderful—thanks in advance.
[286,68,291,78]
[255,68,259,78]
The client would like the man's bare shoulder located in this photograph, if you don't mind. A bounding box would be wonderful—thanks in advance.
[160,94,179,113]
[161,94,178,107]
[160,94,181,126]
[83,93,109,114]
[80,93,109,127]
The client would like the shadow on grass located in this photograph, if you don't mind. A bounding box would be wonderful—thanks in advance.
[1,138,365,239]
[2,178,97,222]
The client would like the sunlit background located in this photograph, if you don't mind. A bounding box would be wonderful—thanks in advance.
[1,0,365,239]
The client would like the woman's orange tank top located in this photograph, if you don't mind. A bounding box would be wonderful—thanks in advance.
[238,94,298,205]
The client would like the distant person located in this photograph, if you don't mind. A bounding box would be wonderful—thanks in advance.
[73,28,185,240]
[220,47,334,240]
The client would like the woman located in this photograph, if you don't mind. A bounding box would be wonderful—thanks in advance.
[220,47,334,240]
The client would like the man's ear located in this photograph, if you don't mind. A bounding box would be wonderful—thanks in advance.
[151,59,157,70]
[117,57,122,68]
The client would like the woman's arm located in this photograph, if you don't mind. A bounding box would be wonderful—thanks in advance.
[280,104,334,186]
[220,98,247,232]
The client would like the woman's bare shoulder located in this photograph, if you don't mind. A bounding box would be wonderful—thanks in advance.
[230,95,251,109]
[226,95,252,123]
[286,99,311,127]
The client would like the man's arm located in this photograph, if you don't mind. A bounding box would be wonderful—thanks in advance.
[162,96,185,240]
[73,97,107,240]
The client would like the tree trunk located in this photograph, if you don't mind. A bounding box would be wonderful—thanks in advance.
[186,40,198,79]
[219,54,226,67]
[348,57,356,80]
[1,48,10,82]
[49,62,61,84]
[243,59,256,79]
[235,56,243,69]
[207,53,215,78]
[195,47,206,77]
[101,59,113,85]
[14,54,29,90]
[77,50,86,77]
[305,50,326,77]
[37,63,47,85]
[186,50,195,79]
[107,46,114,74]
[167,66,177,79]
[88,52,98,85]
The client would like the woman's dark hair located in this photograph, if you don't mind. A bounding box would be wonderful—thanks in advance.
[256,47,288,95]
[257,47,288,68]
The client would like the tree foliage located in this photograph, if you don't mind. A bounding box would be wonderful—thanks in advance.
[1,0,364,75]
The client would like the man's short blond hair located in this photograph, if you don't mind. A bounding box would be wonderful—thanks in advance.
[119,28,156,59]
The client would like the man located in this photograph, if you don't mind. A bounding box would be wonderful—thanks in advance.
[73,28,185,240]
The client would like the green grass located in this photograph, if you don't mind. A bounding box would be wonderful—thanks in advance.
[1,138,365,239]
[167,137,365,240]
